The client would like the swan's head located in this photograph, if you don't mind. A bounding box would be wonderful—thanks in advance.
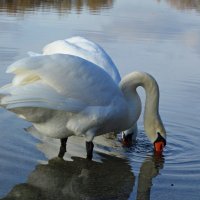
[145,118,166,153]
[153,132,166,153]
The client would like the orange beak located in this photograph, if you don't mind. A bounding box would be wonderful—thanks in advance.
[154,141,165,153]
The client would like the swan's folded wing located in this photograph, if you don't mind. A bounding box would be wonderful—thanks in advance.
[6,54,120,106]
[0,81,86,112]
[43,36,121,84]
[65,36,121,84]
[43,37,100,57]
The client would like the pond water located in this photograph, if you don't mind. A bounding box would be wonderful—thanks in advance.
[0,0,200,199]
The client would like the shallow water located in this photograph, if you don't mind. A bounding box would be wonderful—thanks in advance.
[0,0,200,199]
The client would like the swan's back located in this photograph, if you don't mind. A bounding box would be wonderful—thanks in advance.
[43,36,121,84]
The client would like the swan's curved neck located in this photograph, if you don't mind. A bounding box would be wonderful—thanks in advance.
[120,72,162,141]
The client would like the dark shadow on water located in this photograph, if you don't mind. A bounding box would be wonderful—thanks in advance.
[1,154,134,200]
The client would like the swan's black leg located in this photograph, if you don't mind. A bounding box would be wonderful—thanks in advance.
[58,137,68,158]
[86,141,94,160]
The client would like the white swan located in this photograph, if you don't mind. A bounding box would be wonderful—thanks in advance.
[0,54,166,159]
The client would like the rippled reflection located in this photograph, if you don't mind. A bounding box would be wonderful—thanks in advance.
[136,154,165,200]
[0,151,165,200]
[158,0,200,11]
[0,0,114,14]
[1,154,134,200]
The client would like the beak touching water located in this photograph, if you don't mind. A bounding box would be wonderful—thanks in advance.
[154,132,166,153]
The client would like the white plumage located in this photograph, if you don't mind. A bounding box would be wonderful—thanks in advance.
[29,36,121,84]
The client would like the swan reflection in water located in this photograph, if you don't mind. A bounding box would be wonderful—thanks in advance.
[1,152,164,200]
[1,154,134,200]
[136,154,165,200]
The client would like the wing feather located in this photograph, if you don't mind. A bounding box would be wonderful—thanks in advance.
[43,36,121,84]
[1,54,121,112]
[0,81,86,112]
